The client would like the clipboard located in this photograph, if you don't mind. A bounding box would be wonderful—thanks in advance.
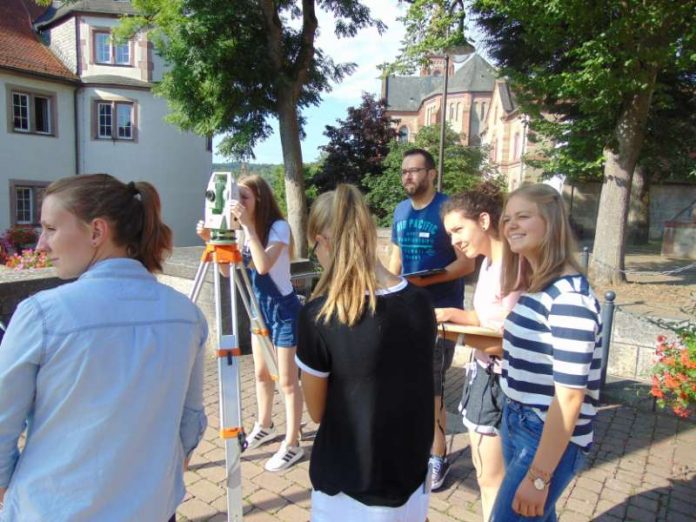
[440,323,503,338]
[403,267,446,278]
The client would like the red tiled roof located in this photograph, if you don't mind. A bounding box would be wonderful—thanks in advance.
[0,0,78,81]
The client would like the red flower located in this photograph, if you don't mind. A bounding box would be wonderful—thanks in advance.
[651,386,664,399]
[672,405,691,418]
[664,374,678,389]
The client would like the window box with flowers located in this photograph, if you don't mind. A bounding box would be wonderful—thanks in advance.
[650,330,696,418]
[4,248,52,270]
[1,226,38,253]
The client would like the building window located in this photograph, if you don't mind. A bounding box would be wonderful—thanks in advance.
[16,187,33,224]
[449,103,455,121]
[94,30,132,66]
[9,90,54,135]
[13,93,29,131]
[513,132,521,160]
[398,126,409,143]
[10,181,49,226]
[480,102,487,121]
[95,101,136,140]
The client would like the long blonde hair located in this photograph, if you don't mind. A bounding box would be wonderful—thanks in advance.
[307,184,379,326]
[501,183,583,295]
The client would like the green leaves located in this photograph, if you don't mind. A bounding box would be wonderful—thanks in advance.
[364,124,492,224]
[385,0,474,75]
[471,0,696,182]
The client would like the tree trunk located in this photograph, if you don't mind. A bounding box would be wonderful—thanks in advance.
[277,96,308,257]
[627,164,650,245]
[591,69,657,285]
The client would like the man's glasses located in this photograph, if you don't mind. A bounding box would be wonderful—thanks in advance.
[401,167,428,177]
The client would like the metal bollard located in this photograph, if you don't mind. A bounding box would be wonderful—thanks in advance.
[599,291,616,401]
[581,246,590,272]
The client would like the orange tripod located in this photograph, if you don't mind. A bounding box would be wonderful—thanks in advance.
[189,239,278,521]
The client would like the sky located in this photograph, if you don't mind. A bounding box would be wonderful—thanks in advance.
[212,1,408,165]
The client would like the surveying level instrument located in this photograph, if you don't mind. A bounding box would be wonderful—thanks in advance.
[189,172,279,521]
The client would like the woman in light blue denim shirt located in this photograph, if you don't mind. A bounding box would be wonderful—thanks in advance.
[0,174,208,522]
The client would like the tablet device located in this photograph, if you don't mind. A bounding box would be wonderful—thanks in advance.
[403,267,446,278]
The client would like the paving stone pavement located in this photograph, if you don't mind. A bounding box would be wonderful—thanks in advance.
[176,354,696,522]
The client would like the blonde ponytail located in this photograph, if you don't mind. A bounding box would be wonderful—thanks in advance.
[308,184,379,326]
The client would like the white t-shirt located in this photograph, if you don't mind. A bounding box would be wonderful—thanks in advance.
[245,220,293,296]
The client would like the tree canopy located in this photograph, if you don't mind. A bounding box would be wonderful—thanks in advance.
[470,0,696,283]
[313,93,396,192]
[387,0,472,74]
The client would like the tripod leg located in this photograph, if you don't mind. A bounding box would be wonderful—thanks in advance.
[188,261,211,301]
[213,261,244,522]
[234,266,279,380]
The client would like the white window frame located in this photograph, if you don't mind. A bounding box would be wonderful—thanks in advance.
[114,41,130,65]
[9,180,49,226]
[12,93,29,132]
[93,30,132,67]
[9,90,55,136]
[95,100,136,141]
[15,187,33,225]
[95,32,111,64]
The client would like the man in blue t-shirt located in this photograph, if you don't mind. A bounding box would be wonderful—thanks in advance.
[389,148,475,491]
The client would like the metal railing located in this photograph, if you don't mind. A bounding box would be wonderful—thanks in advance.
[291,271,321,304]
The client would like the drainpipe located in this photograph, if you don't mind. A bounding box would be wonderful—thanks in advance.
[74,16,81,175]
[74,86,80,175]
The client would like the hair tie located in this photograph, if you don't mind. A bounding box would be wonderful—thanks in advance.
[127,181,139,196]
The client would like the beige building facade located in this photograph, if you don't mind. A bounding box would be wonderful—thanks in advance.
[382,55,540,190]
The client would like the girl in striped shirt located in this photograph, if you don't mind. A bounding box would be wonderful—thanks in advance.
[491,184,602,521]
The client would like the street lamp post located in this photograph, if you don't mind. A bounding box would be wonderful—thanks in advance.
[437,54,451,193]
[436,44,474,193]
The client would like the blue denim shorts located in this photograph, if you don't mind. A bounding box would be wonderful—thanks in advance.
[257,291,302,348]
[490,399,588,522]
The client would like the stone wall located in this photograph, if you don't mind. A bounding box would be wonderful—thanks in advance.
[607,308,676,380]
[0,268,63,327]
[562,181,696,241]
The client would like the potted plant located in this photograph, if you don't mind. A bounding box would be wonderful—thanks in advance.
[650,330,696,418]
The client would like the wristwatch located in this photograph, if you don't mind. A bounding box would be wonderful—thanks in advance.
[527,466,551,491]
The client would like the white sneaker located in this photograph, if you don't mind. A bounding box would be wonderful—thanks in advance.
[246,422,276,450]
[264,442,304,472]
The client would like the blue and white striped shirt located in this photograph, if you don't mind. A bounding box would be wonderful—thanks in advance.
[501,274,602,449]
